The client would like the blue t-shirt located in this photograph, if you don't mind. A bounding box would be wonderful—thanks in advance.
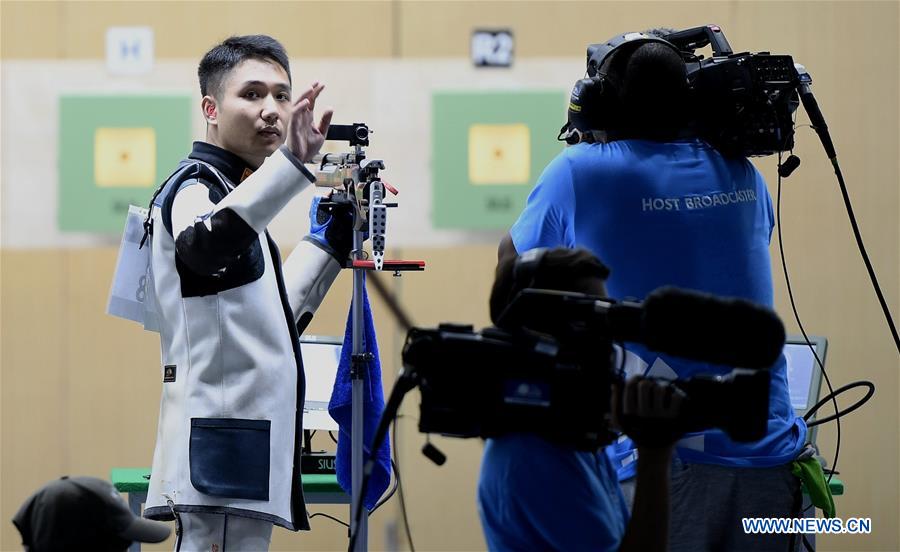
[478,433,628,551]
[509,139,807,478]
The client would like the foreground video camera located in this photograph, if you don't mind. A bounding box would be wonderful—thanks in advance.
[403,286,786,450]
[348,286,787,547]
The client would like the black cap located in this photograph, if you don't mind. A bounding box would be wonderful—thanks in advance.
[12,476,170,552]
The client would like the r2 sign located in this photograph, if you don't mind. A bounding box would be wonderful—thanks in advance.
[472,30,514,68]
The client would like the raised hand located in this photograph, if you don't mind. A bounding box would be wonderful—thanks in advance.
[286,82,334,163]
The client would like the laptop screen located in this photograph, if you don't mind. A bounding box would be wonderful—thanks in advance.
[300,336,342,431]
[784,335,827,420]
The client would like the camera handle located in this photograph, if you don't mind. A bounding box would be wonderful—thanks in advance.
[664,24,733,56]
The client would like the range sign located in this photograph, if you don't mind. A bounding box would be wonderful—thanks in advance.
[471,29,514,68]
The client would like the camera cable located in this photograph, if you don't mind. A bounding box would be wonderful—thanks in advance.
[803,381,874,428]
[393,416,416,552]
[776,151,842,486]
[308,511,350,529]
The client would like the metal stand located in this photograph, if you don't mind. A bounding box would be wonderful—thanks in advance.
[315,129,422,551]
[350,227,368,551]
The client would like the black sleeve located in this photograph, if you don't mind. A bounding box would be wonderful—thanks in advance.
[163,168,259,276]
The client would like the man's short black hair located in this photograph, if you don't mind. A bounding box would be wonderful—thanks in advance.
[490,247,610,327]
[604,34,688,141]
[198,35,291,99]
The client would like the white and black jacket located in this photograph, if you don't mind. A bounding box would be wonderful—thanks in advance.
[142,142,341,530]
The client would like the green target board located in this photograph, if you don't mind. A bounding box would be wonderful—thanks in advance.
[59,94,193,232]
[432,90,566,229]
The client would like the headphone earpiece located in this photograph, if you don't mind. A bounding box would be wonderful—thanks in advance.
[568,75,616,134]
[566,31,684,135]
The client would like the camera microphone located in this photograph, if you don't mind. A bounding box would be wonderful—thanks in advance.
[795,64,837,161]
[608,287,786,369]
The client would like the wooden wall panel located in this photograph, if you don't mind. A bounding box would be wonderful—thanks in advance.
[743,5,899,550]
[0,1,63,59]
[1,1,394,60]
[397,1,738,58]
[60,248,161,476]
[1,251,68,547]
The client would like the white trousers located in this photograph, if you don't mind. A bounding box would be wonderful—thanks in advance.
[176,512,273,552]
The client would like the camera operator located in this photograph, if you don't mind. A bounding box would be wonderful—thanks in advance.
[498,32,806,551]
[477,247,684,552]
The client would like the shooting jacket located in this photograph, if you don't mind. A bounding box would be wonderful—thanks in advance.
[142,142,341,530]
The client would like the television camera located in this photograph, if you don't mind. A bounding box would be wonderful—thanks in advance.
[403,286,785,451]
[347,284,787,549]
[562,24,832,159]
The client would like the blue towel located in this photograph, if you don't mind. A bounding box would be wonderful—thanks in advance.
[328,274,391,510]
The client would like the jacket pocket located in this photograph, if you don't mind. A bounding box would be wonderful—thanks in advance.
[189,418,270,500]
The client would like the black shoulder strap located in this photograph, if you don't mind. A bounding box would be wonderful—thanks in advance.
[140,159,236,244]
[140,160,193,248]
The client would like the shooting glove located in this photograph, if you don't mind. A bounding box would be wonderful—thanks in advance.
[307,193,354,264]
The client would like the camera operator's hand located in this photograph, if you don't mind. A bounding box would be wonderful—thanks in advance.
[306,193,354,263]
[615,377,685,552]
[612,377,686,450]
[287,82,333,163]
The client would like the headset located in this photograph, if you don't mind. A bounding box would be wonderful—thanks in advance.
[562,31,685,144]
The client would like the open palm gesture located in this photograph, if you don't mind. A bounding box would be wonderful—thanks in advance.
[287,82,334,163]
